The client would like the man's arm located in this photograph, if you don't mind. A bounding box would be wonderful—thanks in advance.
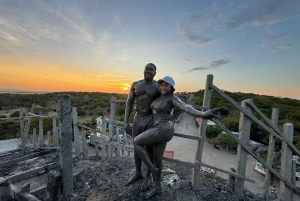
[124,82,136,124]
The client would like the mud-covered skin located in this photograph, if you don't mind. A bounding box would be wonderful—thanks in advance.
[124,63,160,187]
[134,81,226,199]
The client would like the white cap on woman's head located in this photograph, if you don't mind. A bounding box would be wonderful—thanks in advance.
[157,76,175,91]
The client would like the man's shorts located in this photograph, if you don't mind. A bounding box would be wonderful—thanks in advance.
[132,114,154,137]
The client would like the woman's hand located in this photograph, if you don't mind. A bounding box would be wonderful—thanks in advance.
[203,106,228,119]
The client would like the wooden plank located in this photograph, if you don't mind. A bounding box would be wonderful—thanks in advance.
[235,99,252,197]
[0,149,56,168]
[279,123,294,201]
[52,116,57,147]
[213,118,300,196]
[196,161,255,183]
[107,144,113,161]
[33,128,37,147]
[47,131,51,147]
[109,97,116,138]
[249,101,300,157]
[247,102,282,136]
[94,131,100,157]
[192,74,213,189]
[102,115,107,135]
[211,85,283,141]
[24,103,36,145]
[72,107,80,157]
[163,156,196,168]
[38,117,43,148]
[82,128,88,159]
[110,142,134,152]
[264,108,279,200]
[19,110,26,156]
[54,127,59,147]
[101,139,108,161]
[174,133,203,141]
[116,99,127,103]
[5,162,59,182]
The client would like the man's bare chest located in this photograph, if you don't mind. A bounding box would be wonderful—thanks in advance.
[134,83,159,98]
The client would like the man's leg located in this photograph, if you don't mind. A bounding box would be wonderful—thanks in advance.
[145,143,166,200]
[141,145,153,191]
[125,120,143,185]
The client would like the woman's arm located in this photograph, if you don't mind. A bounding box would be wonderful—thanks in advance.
[171,95,225,119]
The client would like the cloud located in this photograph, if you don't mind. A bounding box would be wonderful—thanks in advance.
[261,33,286,47]
[117,49,131,62]
[184,59,230,72]
[0,1,109,55]
[183,57,202,63]
[185,67,208,72]
[209,59,231,69]
[278,44,293,49]
[223,0,300,31]
[176,24,213,46]
[256,43,293,54]
[218,48,237,57]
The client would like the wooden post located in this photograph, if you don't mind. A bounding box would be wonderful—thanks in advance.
[58,94,74,197]
[0,178,12,201]
[107,143,113,161]
[47,131,51,147]
[235,99,252,197]
[123,131,129,156]
[52,116,57,146]
[81,128,88,159]
[39,117,43,147]
[264,108,279,200]
[24,103,35,144]
[115,127,120,157]
[19,110,25,156]
[102,115,106,135]
[54,127,59,147]
[192,74,213,188]
[279,123,294,201]
[33,128,37,147]
[94,131,100,157]
[109,97,116,138]
[102,139,107,161]
[72,107,80,157]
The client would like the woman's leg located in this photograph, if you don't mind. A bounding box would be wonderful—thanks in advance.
[133,128,159,178]
[145,142,166,200]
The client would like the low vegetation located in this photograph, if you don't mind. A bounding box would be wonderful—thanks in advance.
[0,91,300,152]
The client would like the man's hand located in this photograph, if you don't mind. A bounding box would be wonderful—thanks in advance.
[125,122,132,135]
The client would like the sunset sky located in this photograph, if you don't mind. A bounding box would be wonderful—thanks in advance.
[0,0,300,99]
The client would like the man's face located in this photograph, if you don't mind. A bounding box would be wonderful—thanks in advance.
[144,64,156,81]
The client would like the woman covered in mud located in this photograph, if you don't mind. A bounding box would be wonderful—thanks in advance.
[133,76,226,199]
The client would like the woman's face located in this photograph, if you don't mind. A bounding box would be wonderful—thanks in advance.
[160,81,171,95]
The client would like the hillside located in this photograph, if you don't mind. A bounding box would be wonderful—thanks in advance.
[0,91,300,150]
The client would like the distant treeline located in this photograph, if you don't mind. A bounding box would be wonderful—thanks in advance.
[0,91,300,150]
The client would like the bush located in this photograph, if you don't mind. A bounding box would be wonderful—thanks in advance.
[10,111,20,117]
[219,134,238,149]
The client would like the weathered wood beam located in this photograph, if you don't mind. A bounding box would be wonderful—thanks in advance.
[196,161,255,183]
[0,149,57,168]
[5,162,59,182]
[213,118,300,196]
[211,85,283,140]
[173,132,203,141]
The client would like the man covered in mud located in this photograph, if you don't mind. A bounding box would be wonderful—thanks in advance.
[124,63,160,190]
